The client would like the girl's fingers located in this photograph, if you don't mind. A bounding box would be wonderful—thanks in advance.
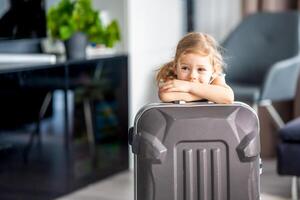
[160,82,173,90]
[160,81,173,87]
[165,88,175,92]
[165,86,180,92]
[161,85,173,91]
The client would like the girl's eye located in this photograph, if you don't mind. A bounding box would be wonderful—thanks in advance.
[198,68,206,72]
[181,66,190,71]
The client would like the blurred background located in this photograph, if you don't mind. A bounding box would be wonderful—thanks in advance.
[0,0,299,199]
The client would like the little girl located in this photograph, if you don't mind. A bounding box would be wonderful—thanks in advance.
[157,32,234,104]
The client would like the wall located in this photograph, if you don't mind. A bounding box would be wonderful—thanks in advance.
[127,0,185,124]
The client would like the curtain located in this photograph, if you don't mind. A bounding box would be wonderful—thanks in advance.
[242,0,299,17]
[193,0,242,41]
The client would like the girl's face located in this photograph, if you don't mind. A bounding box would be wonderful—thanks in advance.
[176,53,214,84]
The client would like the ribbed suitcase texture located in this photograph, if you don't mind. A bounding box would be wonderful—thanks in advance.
[130,102,260,200]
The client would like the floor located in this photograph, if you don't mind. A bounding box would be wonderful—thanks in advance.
[57,159,294,200]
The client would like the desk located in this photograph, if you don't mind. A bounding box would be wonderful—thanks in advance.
[0,55,128,148]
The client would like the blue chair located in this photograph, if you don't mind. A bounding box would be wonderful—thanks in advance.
[222,12,300,129]
[222,11,300,199]
[277,117,300,200]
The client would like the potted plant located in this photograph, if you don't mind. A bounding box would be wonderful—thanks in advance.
[47,0,121,59]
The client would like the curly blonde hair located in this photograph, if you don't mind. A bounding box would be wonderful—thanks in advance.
[156,32,225,85]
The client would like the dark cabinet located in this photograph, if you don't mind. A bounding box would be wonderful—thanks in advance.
[0,55,129,199]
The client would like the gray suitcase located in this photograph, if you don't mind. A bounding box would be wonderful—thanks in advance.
[129,102,260,200]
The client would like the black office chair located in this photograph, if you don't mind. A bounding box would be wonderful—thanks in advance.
[222,11,300,128]
[277,117,300,200]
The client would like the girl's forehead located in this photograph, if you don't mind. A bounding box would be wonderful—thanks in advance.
[178,53,212,64]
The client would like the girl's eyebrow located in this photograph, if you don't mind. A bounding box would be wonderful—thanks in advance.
[196,64,208,68]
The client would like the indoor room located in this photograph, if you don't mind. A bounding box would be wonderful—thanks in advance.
[0,0,299,200]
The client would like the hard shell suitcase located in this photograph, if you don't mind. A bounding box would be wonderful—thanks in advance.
[129,102,260,200]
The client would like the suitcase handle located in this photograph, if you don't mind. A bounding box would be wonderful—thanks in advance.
[172,100,209,104]
[172,100,186,104]
[236,131,260,162]
[128,127,134,145]
[130,131,167,164]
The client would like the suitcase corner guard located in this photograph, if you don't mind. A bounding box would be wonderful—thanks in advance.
[129,128,167,164]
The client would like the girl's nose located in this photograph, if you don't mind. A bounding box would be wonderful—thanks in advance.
[189,70,198,81]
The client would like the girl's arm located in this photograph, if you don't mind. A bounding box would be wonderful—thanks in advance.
[159,76,234,104]
[159,91,203,102]
[190,77,234,104]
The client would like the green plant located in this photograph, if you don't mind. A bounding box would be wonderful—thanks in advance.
[47,0,121,48]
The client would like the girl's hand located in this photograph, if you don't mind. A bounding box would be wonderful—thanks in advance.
[159,79,194,93]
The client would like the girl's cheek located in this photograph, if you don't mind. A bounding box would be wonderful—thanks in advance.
[178,74,188,81]
[200,75,211,84]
